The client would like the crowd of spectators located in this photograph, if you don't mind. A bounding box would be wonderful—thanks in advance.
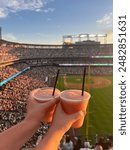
[58,134,113,150]
[0,46,17,63]
[0,65,48,148]
[0,44,113,62]
[0,43,113,76]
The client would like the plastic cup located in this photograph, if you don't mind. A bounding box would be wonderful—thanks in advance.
[60,89,90,128]
[32,87,61,123]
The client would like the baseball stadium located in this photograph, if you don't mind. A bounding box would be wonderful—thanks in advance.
[0,31,113,149]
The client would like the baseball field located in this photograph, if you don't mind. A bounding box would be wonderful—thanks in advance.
[57,75,113,141]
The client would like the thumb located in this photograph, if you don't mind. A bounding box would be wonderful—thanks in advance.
[69,111,85,122]
[42,98,60,107]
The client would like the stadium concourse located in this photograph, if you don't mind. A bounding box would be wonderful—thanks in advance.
[0,39,113,149]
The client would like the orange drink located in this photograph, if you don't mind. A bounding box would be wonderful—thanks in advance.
[60,89,90,128]
[32,87,60,123]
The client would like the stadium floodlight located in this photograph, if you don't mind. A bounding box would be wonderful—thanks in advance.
[89,34,96,37]
[98,34,107,37]
[71,35,79,38]
[79,34,88,38]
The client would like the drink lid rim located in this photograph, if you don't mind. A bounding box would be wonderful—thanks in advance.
[60,89,91,101]
[32,87,60,101]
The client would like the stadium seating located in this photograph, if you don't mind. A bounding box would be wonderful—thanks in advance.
[0,41,113,149]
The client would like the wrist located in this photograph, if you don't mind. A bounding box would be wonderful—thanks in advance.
[47,125,64,146]
[24,115,41,126]
[49,124,66,138]
[36,124,64,150]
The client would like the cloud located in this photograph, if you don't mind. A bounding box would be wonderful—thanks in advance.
[43,8,55,13]
[3,33,17,42]
[96,12,113,27]
[0,0,55,18]
[0,8,8,18]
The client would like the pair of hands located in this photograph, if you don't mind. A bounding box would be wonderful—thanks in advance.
[0,90,86,150]
[26,90,86,133]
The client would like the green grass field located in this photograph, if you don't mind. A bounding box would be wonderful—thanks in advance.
[57,75,113,142]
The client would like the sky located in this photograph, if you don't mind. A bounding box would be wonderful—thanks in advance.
[0,0,113,44]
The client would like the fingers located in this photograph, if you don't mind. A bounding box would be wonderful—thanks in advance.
[27,90,35,103]
[54,103,86,123]
[54,102,63,112]
[54,103,86,121]
[43,97,60,107]
[82,110,87,116]
[69,110,85,122]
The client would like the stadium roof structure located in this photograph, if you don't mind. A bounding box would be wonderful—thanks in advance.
[63,33,107,44]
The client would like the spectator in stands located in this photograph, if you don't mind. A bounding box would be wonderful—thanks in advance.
[94,137,104,150]
[83,137,90,148]
[62,134,74,150]
[0,91,85,150]
[106,141,113,150]
[94,143,103,150]
[36,135,43,146]
[105,137,113,150]
[74,137,83,150]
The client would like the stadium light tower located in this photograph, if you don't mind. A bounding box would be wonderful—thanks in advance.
[63,33,107,44]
